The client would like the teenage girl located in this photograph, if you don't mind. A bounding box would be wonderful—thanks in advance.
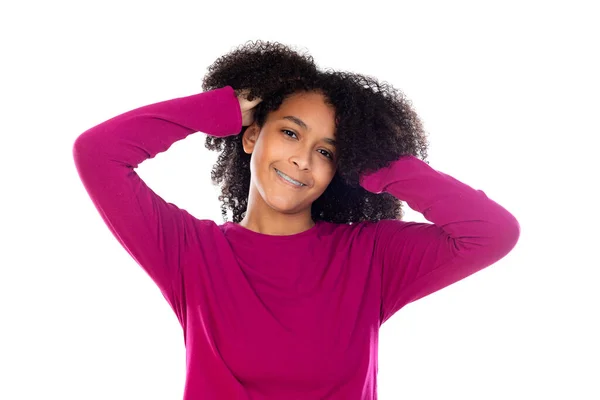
[73,41,520,400]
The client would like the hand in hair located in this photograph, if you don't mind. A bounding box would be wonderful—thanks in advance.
[236,89,263,127]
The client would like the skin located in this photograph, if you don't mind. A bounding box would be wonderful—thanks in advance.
[240,91,338,235]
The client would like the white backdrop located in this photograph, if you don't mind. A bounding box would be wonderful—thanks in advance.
[1,1,598,399]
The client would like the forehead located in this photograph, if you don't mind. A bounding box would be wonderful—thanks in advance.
[279,91,329,109]
[272,91,336,129]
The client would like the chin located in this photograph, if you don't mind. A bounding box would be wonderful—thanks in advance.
[265,195,307,214]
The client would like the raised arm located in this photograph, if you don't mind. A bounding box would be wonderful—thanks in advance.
[360,155,520,324]
[72,86,242,319]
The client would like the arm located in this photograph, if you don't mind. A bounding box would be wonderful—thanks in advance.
[360,155,520,324]
[72,86,242,318]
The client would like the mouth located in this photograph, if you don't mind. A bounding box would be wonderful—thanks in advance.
[274,168,307,188]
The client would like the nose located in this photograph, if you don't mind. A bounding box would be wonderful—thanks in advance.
[289,148,312,170]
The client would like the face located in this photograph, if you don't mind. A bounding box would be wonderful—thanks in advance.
[242,91,338,215]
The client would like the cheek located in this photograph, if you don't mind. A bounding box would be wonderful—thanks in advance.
[249,139,269,176]
[313,165,336,191]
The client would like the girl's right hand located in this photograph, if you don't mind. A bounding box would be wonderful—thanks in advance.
[236,89,263,126]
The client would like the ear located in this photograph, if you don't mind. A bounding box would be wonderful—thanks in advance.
[242,123,260,154]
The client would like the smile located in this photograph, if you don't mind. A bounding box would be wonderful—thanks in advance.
[275,169,306,187]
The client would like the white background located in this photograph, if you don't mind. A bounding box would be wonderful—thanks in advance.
[1,1,598,399]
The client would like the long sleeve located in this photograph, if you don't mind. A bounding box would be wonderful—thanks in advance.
[360,155,520,324]
[72,86,242,320]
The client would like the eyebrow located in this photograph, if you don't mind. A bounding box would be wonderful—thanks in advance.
[282,115,337,146]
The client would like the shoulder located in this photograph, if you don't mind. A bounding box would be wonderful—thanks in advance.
[325,219,414,236]
[318,219,411,244]
[187,217,220,230]
[184,218,229,243]
[327,219,428,252]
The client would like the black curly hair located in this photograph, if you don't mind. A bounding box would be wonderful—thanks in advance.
[201,40,429,224]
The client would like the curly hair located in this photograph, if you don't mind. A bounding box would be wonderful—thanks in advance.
[201,40,430,224]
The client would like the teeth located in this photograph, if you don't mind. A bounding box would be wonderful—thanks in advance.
[276,169,304,186]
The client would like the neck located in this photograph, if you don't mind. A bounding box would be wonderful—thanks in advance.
[239,186,315,236]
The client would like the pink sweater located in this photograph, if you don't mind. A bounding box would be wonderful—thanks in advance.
[73,85,520,399]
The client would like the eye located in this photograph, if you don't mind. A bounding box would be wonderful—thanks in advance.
[282,129,298,139]
[318,149,334,160]
[282,129,334,161]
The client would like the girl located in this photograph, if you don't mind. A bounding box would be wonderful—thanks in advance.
[73,40,520,399]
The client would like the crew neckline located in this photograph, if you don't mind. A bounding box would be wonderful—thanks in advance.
[222,220,323,241]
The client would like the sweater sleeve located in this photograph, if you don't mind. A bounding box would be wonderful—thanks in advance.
[72,86,242,319]
[360,155,520,324]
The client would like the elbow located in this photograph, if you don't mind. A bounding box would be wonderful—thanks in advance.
[490,213,521,262]
[503,212,521,250]
[72,134,90,168]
